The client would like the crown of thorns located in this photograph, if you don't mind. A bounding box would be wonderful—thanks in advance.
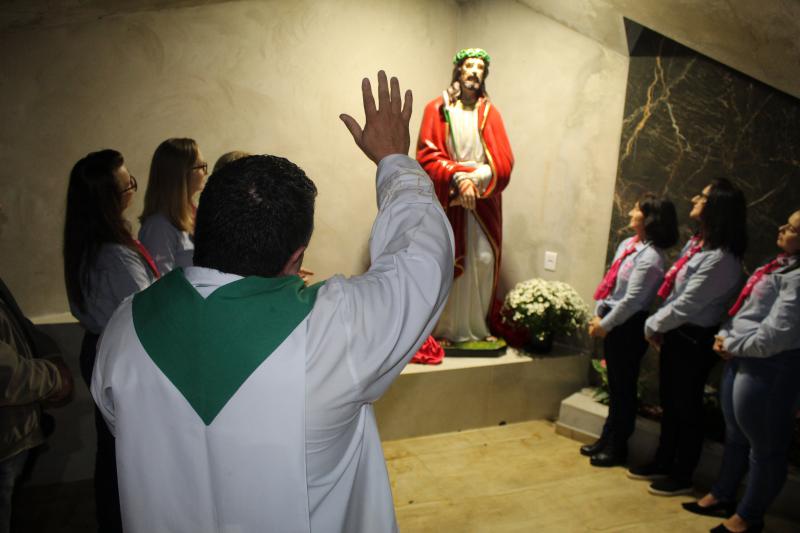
[453,48,491,65]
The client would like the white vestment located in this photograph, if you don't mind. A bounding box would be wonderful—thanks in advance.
[92,154,454,533]
[433,99,495,342]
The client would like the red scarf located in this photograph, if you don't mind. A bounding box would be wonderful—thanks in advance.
[134,240,161,279]
[728,254,788,316]
[594,236,640,300]
[657,236,703,299]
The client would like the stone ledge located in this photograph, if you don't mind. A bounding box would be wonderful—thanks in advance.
[375,346,590,440]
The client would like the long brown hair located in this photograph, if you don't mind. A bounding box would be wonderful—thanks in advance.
[140,138,198,233]
[63,149,136,312]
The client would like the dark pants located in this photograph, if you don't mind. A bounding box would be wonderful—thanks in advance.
[712,354,800,525]
[80,332,122,533]
[600,311,649,452]
[654,324,719,483]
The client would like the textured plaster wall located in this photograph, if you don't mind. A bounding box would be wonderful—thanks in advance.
[0,0,628,319]
[459,0,628,304]
[0,0,459,318]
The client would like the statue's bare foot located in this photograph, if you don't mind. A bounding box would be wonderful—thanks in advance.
[437,338,453,347]
[486,336,498,342]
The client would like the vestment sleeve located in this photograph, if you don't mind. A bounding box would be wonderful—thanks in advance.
[90,299,137,437]
[0,340,61,406]
[724,273,800,358]
[312,155,454,403]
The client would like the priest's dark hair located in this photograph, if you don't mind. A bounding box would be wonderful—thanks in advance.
[639,193,679,249]
[193,155,317,277]
[700,177,748,258]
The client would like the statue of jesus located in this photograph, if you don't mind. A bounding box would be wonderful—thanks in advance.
[417,48,514,344]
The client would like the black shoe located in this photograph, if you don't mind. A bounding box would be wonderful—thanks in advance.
[579,438,607,457]
[627,462,669,480]
[590,450,627,467]
[682,500,736,518]
[648,477,693,496]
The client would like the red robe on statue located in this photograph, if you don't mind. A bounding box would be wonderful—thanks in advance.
[416,94,514,334]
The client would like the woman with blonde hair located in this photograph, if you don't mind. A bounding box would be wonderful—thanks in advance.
[139,137,207,274]
[213,150,251,173]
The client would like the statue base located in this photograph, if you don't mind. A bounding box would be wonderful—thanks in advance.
[442,337,507,357]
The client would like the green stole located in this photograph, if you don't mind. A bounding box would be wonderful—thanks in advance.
[132,269,323,425]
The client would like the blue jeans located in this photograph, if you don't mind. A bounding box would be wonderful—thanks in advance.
[0,450,29,533]
[711,352,800,524]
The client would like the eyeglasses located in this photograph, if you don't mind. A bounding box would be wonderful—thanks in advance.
[192,162,208,174]
[121,175,138,194]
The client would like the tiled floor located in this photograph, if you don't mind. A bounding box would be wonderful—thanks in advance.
[384,421,799,532]
[12,420,799,532]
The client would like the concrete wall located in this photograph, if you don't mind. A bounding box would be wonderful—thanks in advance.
[519,0,800,99]
[1,0,626,320]
[461,0,627,301]
[0,0,459,318]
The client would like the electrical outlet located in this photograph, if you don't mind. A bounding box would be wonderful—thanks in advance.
[544,251,557,271]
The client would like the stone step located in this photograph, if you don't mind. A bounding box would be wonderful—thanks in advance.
[556,390,800,521]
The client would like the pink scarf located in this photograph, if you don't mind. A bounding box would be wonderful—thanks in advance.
[657,236,703,299]
[594,236,640,300]
[728,254,788,316]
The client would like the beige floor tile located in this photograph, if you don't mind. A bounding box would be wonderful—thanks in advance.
[386,420,799,532]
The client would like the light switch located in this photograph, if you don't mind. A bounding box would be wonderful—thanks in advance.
[544,251,557,271]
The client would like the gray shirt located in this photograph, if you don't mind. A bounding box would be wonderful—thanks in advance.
[139,213,194,275]
[718,255,800,358]
[69,244,156,334]
[595,237,666,332]
[645,238,742,337]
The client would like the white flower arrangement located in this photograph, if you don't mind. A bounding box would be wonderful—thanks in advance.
[502,278,590,341]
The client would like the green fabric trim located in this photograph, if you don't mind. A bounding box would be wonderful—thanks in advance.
[132,269,323,425]
[443,105,461,161]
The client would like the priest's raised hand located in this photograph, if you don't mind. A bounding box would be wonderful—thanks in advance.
[339,70,413,164]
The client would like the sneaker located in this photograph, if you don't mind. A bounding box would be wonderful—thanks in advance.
[627,462,669,480]
[648,477,693,496]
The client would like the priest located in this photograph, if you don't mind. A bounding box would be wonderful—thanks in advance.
[91,71,454,532]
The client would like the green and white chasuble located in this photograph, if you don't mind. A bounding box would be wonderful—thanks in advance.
[92,155,456,533]
[97,269,320,532]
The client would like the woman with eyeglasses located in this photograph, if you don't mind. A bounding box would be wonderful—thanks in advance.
[63,149,159,532]
[584,194,678,467]
[628,178,747,497]
[682,209,800,533]
[139,137,208,274]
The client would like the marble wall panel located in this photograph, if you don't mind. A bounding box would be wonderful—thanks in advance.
[608,25,800,273]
